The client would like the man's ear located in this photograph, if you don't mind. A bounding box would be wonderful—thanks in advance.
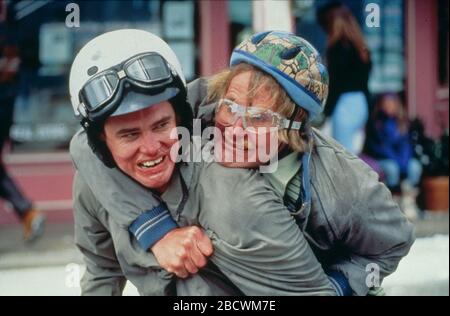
[99,132,106,142]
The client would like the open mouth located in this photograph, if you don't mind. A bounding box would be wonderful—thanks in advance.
[138,156,165,169]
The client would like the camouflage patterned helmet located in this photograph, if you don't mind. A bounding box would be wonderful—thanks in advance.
[230,31,329,120]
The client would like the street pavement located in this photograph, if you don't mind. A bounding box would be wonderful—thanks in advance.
[0,212,448,296]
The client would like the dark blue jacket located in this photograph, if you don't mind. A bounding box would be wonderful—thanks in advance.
[366,113,413,174]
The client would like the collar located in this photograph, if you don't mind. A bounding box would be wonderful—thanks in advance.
[263,146,313,217]
[161,162,194,219]
[264,151,302,197]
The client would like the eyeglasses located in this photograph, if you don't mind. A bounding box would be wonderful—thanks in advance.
[78,52,174,117]
[215,99,302,131]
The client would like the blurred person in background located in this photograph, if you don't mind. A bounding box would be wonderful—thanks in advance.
[317,2,371,155]
[0,41,46,242]
[365,93,423,219]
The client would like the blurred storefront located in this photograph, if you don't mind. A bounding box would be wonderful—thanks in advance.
[1,0,198,154]
[0,0,448,223]
[1,0,201,222]
[293,0,448,138]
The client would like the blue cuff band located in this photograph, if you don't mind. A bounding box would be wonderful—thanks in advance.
[327,270,353,296]
[129,204,178,251]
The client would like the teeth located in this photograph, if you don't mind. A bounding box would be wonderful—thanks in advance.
[140,157,163,168]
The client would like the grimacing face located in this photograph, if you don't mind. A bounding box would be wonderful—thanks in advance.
[103,101,179,193]
[214,71,281,169]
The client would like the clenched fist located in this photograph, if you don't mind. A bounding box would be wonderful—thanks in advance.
[151,226,214,278]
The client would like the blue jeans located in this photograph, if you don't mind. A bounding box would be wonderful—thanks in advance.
[332,92,369,154]
[378,158,423,188]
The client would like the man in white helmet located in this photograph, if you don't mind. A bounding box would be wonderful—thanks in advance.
[70,29,217,281]
[70,29,336,295]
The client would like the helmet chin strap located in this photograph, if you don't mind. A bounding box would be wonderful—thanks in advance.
[288,130,313,221]
[284,109,312,219]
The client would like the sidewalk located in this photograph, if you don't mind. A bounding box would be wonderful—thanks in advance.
[0,212,448,296]
[0,222,139,296]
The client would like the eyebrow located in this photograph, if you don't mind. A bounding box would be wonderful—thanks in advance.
[115,115,173,137]
[225,95,257,108]
[151,115,172,128]
[116,127,139,137]
[223,94,237,102]
[224,94,261,107]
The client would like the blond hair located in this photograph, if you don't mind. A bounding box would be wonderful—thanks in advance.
[207,63,311,153]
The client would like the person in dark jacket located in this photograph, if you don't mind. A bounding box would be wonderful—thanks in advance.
[365,93,422,218]
[317,2,372,154]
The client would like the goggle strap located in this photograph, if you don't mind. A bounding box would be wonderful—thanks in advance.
[283,120,302,130]
[78,103,88,118]
[286,106,300,131]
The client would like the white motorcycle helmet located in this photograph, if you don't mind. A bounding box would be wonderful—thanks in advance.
[69,29,191,166]
[69,29,187,124]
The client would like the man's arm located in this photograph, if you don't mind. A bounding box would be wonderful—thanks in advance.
[187,78,216,127]
[73,173,127,296]
[70,131,212,277]
[187,78,209,117]
[330,162,415,296]
[197,164,336,296]
[75,173,197,296]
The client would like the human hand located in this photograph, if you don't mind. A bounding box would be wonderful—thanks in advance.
[151,226,213,278]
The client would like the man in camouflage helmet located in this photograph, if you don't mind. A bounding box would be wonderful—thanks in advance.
[71,31,414,296]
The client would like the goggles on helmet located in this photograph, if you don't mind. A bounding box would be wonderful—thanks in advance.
[77,52,175,120]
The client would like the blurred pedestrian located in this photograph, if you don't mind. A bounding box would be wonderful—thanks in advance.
[365,93,422,219]
[0,42,45,241]
[317,2,372,154]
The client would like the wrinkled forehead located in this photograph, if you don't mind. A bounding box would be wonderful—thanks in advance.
[105,101,175,129]
[226,70,277,107]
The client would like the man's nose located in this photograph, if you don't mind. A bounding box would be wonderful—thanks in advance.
[138,132,161,156]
